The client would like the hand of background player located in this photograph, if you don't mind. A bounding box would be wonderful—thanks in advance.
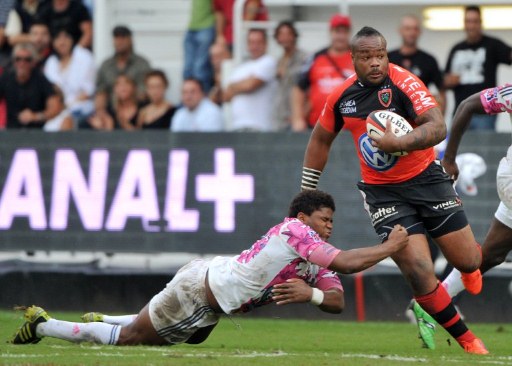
[441,157,460,181]
[370,120,402,153]
[272,278,314,306]
[385,224,409,251]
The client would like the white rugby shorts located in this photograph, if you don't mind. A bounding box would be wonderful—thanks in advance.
[148,259,219,344]
[495,202,512,229]
[495,146,512,229]
[496,146,512,210]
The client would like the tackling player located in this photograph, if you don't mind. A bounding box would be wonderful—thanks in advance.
[411,83,512,349]
[301,26,488,354]
[12,190,408,347]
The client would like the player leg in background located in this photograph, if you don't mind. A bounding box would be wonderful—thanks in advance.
[391,232,488,354]
[443,214,512,297]
[411,213,512,350]
[81,312,137,326]
[80,310,217,344]
[12,304,168,346]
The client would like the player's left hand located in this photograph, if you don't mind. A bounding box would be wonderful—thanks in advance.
[371,120,402,153]
[272,278,316,305]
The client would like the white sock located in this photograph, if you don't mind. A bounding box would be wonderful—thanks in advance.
[37,319,121,345]
[441,269,465,298]
[102,314,137,326]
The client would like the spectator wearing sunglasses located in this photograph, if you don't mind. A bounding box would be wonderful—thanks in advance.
[0,42,60,128]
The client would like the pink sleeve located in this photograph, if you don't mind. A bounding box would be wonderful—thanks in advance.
[315,268,344,292]
[480,87,499,114]
[480,84,512,114]
[308,243,341,268]
[283,220,341,265]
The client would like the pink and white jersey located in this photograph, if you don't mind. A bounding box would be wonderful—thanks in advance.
[207,218,343,314]
[480,84,512,116]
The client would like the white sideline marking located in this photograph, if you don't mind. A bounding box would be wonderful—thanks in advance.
[341,353,427,362]
[341,353,512,365]
[230,351,289,358]
[5,351,512,364]
[1,354,59,358]
[164,351,290,358]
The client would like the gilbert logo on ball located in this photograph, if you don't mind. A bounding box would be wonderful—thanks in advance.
[366,110,413,156]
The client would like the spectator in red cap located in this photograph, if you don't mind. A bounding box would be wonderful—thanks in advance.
[291,13,354,131]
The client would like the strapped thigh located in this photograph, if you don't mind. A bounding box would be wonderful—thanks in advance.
[376,215,425,242]
[423,210,468,238]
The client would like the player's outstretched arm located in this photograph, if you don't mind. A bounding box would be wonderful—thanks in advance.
[442,92,485,180]
[302,123,338,190]
[328,225,408,274]
[272,278,344,314]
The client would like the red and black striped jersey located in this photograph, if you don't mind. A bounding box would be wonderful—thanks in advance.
[319,63,438,184]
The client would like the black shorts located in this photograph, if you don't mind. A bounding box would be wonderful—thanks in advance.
[357,161,468,241]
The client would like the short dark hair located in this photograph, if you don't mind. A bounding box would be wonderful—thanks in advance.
[29,21,50,31]
[288,190,336,218]
[53,27,75,46]
[248,28,267,41]
[112,25,132,37]
[465,5,481,16]
[115,73,136,86]
[145,69,169,87]
[274,20,299,40]
[183,77,204,92]
[350,26,386,52]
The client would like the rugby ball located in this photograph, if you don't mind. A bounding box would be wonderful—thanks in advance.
[366,110,413,156]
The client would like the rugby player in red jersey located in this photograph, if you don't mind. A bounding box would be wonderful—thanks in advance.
[301,26,488,355]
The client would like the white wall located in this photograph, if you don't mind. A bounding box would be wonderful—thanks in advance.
[94,0,192,104]
[95,1,512,131]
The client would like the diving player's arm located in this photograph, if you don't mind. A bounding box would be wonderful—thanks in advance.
[317,288,343,313]
[272,278,344,314]
[278,225,407,312]
[327,224,408,274]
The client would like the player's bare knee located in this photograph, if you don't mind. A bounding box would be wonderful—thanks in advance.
[455,252,481,273]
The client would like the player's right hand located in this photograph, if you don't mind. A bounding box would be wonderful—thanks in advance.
[441,158,460,181]
[387,224,409,250]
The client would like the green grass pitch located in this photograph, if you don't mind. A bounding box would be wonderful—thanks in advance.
[1,309,511,365]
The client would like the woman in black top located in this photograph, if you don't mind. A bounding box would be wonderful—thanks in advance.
[89,74,141,130]
[137,69,176,129]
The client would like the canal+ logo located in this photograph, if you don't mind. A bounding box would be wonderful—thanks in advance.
[358,133,397,171]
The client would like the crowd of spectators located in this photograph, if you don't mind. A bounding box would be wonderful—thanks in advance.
[0,1,510,132]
